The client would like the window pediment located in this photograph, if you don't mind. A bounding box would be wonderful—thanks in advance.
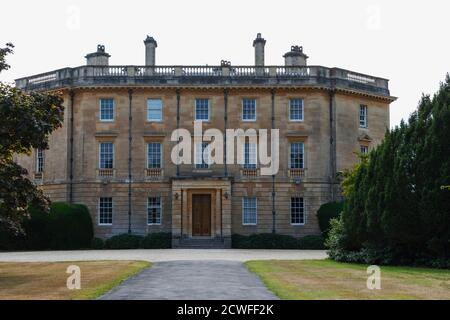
[358,133,372,142]
[95,131,118,138]
[143,132,166,142]
[286,132,308,141]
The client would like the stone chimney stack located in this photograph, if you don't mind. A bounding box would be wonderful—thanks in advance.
[144,35,158,66]
[253,33,266,66]
[85,45,110,66]
[283,45,308,66]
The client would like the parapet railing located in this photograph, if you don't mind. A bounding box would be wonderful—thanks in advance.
[15,65,390,94]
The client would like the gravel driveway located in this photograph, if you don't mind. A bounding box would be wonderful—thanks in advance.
[100,260,278,300]
[0,249,327,262]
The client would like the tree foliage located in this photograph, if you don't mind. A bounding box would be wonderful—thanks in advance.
[0,43,64,234]
[328,75,450,267]
[317,201,345,238]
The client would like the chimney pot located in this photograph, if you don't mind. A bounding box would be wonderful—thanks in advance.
[144,35,157,66]
[283,45,308,67]
[253,33,266,67]
[85,44,110,66]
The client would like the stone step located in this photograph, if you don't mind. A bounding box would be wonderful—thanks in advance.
[177,238,227,249]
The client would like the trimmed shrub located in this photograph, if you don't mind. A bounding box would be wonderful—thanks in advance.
[0,202,93,251]
[46,203,94,250]
[298,235,326,249]
[231,234,249,248]
[232,233,324,249]
[326,217,450,268]
[317,201,344,238]
[140,233,172,249]
[22,207,51,250]
[91,237,105,249]
[239,233,299,249]
[105,234,143,249]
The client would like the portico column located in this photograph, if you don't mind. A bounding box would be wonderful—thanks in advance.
[182,189,188,238]
[215,189,221,238]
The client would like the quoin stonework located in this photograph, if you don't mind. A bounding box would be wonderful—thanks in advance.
[14,34,396,248]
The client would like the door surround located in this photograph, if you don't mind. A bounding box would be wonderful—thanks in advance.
[171,178,232,247]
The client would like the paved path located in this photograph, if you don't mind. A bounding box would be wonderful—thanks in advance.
[100,260,278,300]
[0,249,327,262]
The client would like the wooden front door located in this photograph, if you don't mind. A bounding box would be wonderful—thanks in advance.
[192,194,211,236]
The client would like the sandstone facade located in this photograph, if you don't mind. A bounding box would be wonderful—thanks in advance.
[14,35,395,248]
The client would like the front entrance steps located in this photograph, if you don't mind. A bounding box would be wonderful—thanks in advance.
[174,237,231,249]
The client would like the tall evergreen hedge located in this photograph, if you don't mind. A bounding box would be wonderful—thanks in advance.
[45,202,94,250]
[0,202,94,250]
[327,76,450,267]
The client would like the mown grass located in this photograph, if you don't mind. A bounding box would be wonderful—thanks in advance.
[0,260,150,300]
[246,259,450,300]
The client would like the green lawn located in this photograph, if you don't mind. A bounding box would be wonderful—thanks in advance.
[0,261,150,300]
[246,259,450,300]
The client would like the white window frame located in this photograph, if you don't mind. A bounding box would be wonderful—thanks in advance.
[360,145,369,154]
[147,142,162,169]
[99,142,114,169]
[241,98,257,122]
[147,196,162,225]
[359,104,368,128]
[290,197,306,226]
[289,142,305,169]
[147,98,163,122]
[242,197,257,225]
[99,98,115,122]
[289,99,304,122]
[195,98,210,121]
[36,148,44,173]
[98,197,113,226]
[242,142,258,169]
[194,142,210,169]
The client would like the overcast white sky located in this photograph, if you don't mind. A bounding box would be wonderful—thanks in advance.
[1,0,448,127]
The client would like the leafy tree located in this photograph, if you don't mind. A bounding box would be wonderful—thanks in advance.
[0,43,64,234]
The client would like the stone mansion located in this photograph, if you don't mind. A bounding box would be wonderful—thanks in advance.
[14,34,395,248]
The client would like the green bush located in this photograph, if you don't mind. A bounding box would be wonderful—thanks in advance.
[298,235,326,249]
[317,201,344,237]
[97,233,172,249]
[232,233,324,249]
[327,215,450,268]
[105,234,143,249]
[91,237,105,249]
[46,203,94,250]
[0,202,93,251]
[234,233,299,249]
[231,234,249,248]
[22,207,51,250]
[140,233,172,249]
